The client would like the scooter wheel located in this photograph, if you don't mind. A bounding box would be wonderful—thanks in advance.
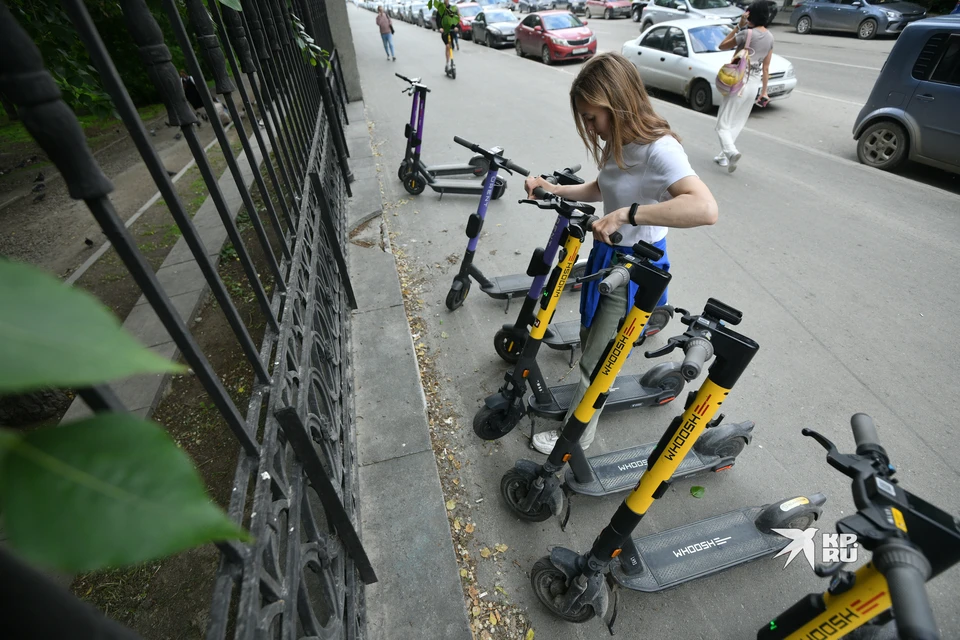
[445,278,471,311]
[711,436,747,461]
[491,176,507,200]
[531,557,597,622]
[397,160,409,182]
[500,469,553,522]
[473,403,519,439]
[404,175,426,196]
[493,328,524,365]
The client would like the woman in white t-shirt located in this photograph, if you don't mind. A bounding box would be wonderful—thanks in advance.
[523,52,718,455]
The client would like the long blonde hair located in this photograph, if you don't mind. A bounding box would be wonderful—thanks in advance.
[569,52,679,170]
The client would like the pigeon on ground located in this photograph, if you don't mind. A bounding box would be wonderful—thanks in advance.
[84,238,94,246]
[34,172,45,182]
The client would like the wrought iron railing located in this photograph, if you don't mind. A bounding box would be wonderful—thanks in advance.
[0,0,373,637]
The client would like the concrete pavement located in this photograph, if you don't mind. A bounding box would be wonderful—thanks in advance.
[348,4,960,638]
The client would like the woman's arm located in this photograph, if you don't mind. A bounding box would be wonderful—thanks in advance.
[720,14,748,51]
[524,175,603,203]
[760,49,773,99]
[590,176,718,244]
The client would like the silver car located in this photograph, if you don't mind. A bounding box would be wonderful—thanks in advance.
[639,0,743,30]
[472,9,521,46]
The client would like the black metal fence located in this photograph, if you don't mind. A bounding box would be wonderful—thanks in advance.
[0,0,373,637]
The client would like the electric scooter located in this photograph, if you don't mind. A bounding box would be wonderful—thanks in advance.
[395,74,507,199]
[524,284,826,630]
[474,192,659,443]
[444,137,530,310]
[474,242,685,442]
[446,162,589,313]
[520,301,759,529]
[759,414,960,639]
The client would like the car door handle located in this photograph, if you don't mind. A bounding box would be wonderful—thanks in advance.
[660,56,665,61]
[916,94,935,102]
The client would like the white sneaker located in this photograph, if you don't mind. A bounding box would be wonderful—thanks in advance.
[713,153,728,167]
[532,430,590,455]
[726,151,741,173]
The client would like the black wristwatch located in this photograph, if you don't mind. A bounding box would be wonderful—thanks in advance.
[628,202,640,226]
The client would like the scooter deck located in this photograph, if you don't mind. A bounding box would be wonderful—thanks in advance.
[541,319,580,350]
[610,505,785,592]
[481,273,536,298]
[564,443,710,496]
[425,162,485,178]
[528,376,677,420]
[430,179,487,195]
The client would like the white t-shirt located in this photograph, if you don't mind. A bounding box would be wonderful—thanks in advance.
[596,136,696,246]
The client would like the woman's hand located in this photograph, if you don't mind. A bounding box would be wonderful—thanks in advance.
[524,175,555,199]
[738,11,749,27]
[591,207,628,245]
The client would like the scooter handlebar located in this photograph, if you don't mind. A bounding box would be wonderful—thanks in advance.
[873,541,938,640]
[565,163,582,174]
[851,413,881,451]
[598,265,630,295]
[585,215,622,245]
[395,72,413,83]
[505,158,529,176]
[680,336,713,381]
[531,186,550,200]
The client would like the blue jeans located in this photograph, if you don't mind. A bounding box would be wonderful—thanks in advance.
[381,33,395,57]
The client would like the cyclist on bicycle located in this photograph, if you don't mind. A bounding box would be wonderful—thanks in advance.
[435,0,461,72]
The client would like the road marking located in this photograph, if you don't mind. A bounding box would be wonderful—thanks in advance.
[785,55,882,71]
[792,90,864,106]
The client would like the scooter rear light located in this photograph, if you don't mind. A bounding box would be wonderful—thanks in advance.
[657,396,675,405]
[715,464,734,472]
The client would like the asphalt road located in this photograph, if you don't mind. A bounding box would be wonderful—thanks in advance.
[350,5,960,638]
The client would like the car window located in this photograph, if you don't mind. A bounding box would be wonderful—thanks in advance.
[654,0,674,7]
[688,24,733,52]
[666,27,687,53]
[459,5,482,16]
[690,0,728,8]
[838,0,859,5]
[543,13,584,28]
[521,14,538,25]
[930,34,960,86]
[641,26,670,49]
[485,10,518,21]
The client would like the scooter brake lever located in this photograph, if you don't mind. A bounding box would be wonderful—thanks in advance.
[644,335,683,359]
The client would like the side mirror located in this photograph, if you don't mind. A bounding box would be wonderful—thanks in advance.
[673,45,687,55]
[851,1,861,5]
[582,18,588,23]
[534,24,542,30]
[677,3,689,10]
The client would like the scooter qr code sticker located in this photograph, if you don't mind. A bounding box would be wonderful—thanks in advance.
[876,477,897,497]
[779,497,810,512]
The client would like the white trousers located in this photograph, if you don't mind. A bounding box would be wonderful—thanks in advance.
[715,76,761,156]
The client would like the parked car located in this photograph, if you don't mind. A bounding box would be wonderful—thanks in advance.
[853,16,960,173]
[472,9,522,45]
[791,0,926,39]
[585,0,633,18]
[632,0,651,21]
[456,2,484,37]
[515,10,597,63]
[731,0,777,23]
[419,4,438,27]
[953,0,960,13]
[568,0,588,13]
[639,0,743,30]
[622,19,796,112]
[518,0,555,11]
[402,2,426,21]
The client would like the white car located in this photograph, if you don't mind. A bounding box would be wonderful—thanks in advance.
[622,19,797,112]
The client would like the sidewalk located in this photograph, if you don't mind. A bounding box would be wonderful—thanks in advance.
[344,101,472,640]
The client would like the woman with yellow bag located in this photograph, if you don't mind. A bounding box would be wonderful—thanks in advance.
[714,1,774,172]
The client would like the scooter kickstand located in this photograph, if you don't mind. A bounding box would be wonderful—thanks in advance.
[560,484,573,531]
[604,576,620,636]
[503,293,512,315]
[527,414,537,450]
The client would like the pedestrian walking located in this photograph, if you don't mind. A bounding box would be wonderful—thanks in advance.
[714,0,774,172]
[376,6,396,61]
[523,52,719,455]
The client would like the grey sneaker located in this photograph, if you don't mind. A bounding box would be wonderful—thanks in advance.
[532,430,589,455]
[727,151,742,173]
[713,153,728,167]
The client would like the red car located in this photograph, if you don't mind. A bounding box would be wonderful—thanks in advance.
[456,3,483,39]
[584,0,631,18]
[515,11,597,65]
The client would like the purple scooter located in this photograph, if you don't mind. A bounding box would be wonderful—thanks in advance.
[396,73,507,199]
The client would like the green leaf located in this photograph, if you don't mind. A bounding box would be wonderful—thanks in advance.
[0,261,184,393]
[216,0,243,11]
[0,414,249,572]
[690,486,705,499]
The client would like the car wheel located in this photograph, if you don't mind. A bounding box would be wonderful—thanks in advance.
[857,120,908,171]
[795,15,812,34]
[585,6,591,17]
[604,7,613,18]
[541,45,553,65]
[858,18,877,39]
[516,39,524,56]
[632,5,641,21]
[642,19,652,30]
[688,79,712,113]
[487,33,496,47]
